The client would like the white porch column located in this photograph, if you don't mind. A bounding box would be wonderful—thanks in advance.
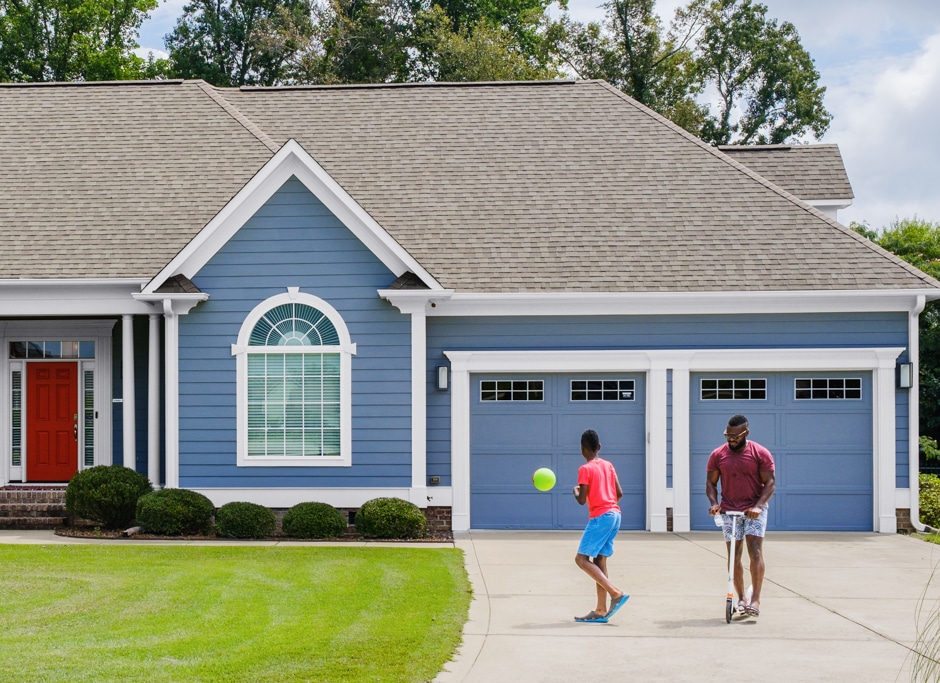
[163,301,180,489]
[409,309,429,506]
[147,314,161,488]
[647,365,668,532]
[121,314,136,469]
[875,350,901,533]
[670,366,691,532]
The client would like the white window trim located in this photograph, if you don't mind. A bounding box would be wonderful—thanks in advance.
[232,288,356,467]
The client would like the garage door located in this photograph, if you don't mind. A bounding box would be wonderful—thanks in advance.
[470,374,646,529]
[689,372,873,531]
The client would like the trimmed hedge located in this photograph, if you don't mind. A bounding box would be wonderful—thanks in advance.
[355,497,427,539]
[136,488,215,536]
[216,501,277,539]
[282,502,347,539]
[65,465,153,530]
[921,473,940,528]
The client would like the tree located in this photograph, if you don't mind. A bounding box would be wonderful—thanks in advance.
[0,0,157,82]
[165,0,314,86]
[695,0,830,144]
[852,217,940,443]
[549,0,830,145]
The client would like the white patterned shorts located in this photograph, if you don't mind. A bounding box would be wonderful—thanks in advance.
[717,507,768,541]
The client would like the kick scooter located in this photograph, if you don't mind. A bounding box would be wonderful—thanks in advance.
[717,510,753,623]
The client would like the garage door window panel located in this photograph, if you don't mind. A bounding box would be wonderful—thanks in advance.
[794,378,862,400]
[701,378,767,400]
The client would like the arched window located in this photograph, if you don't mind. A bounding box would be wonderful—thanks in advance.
[233,289,355,466]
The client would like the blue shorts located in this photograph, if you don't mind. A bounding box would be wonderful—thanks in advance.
[718,507,768,541]
[577,511,621,558]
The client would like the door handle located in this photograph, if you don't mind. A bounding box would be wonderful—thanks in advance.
[74,423,78,442]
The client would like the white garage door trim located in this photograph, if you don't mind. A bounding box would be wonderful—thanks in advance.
[446,347,904,533]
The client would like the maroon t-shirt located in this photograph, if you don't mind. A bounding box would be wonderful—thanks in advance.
[706,441,775,512]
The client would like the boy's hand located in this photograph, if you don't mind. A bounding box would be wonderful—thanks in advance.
[572,485,580,497]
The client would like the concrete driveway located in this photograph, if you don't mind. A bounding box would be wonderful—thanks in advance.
[436,531,940,683]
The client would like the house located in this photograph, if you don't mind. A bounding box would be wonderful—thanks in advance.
[1,78,937,534]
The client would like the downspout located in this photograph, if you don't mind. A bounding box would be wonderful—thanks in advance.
[910,294,927,532]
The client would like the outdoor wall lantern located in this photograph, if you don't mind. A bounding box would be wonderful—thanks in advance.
[898,362,913,389]
[436,365,449,391]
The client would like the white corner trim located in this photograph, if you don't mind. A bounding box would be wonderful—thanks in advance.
[141,139,442,295]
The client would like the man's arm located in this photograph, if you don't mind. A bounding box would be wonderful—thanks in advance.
[746,470,776,518]
[706,470,721,515]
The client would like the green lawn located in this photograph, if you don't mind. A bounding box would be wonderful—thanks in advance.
[0,544,470,683]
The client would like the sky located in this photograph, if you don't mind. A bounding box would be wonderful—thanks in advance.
[137,0,940,231]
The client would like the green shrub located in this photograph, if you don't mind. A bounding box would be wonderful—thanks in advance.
[282,502,347,539]
[921,473,940,528]
[65,465,153,530]
[355,497,427,539]
[136,488,215,536]
[216,501,276,539]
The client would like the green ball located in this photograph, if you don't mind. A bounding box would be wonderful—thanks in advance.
[533,467,556,492]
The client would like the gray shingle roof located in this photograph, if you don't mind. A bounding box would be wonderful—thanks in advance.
[718,144,854,201]
[0,78,933,293]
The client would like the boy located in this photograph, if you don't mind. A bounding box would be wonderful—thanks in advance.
[572,428,630,623]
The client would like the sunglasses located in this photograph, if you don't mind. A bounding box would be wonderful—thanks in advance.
[723,430,748,441]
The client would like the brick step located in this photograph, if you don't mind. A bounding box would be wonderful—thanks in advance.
[0,516,67,530]
[0,503,67,517]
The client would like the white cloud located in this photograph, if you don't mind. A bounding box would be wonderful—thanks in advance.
[137,0,187,53]
[831,31,940,228]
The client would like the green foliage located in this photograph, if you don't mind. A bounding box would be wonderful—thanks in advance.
[281,501,347,539]
[65,466,153,530]
[853,217,940,441]
[694,0,830,144]
[0,0,157,82]
[135,488,215,536]
[355,497,427,539]
[216,501,277,538]
[549,0,829,144]
[921,474,940,528]
[166,0,315,86]
[922,437,940,462]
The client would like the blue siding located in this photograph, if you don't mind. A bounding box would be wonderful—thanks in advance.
[427,313,910,488]
[177,178,411,488]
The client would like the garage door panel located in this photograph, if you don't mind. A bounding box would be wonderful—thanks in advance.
[777,493,872,531]
[471,492,555,529]
[472,413,555,447]
[472,373,645,530]
[780,451,872,487]
[690,371,872,531]
[782,412,872,448]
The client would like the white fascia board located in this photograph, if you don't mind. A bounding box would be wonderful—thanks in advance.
[0,279,154,315]
[804,198,853,209]
[142,139,442,295]
[426,289,940,317]
[378,289,455,314]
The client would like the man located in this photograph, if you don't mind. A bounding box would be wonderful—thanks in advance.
[706,414,775,617]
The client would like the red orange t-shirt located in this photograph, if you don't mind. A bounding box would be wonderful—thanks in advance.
[578,457,621,518]
[706,441,775,512]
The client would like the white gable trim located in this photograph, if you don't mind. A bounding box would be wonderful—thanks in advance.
[142,139,442,295]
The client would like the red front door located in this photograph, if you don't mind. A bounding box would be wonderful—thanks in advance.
[26,363,78,481]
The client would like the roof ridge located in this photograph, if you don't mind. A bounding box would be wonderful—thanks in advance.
[0,79,184,88]
[191,80,279,153]
[235,79,576,93]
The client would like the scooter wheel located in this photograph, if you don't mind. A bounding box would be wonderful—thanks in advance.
[725,598,733,623]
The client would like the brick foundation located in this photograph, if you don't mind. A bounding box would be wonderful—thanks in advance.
[896,508,916,534]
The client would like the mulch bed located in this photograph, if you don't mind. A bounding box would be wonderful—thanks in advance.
[54,527,454,543]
